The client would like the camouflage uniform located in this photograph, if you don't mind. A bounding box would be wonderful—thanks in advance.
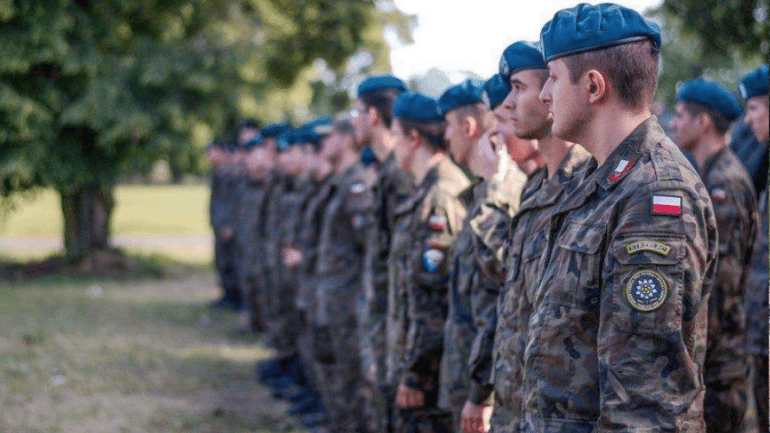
[437,179,499,430]
[695,148,757,432]
[210,164,241,305]
[312,162,375,432]
[470,162,530,285]
[520,118,717,431]
[235,172,270,330]
[360,153,413,433]
[390,156,471,433]
[489,146,590,433]
[746,180,769,433]
[263,174,311,355]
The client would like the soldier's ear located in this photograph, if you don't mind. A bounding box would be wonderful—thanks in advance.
[463,116,479,140]
[367,106,379,128]
[586,69,607,105]
[409,129,422,148]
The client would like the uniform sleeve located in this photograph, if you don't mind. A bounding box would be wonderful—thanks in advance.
[469,203,510,284]
[209,172,226,229]
[597,185,717,431]
[344,177,376,248]
[403,196,467,388]
[467,269,499,404]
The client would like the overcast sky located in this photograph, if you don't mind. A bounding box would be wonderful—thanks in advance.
[387,0,663,81]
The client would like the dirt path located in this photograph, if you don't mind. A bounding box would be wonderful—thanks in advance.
[0,271,306,433]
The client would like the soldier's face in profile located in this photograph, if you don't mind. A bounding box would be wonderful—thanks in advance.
[391,119,413,171]
[444,111,471,166]
[670,103,701,151]
[541,59,591,144]
[352,100,372,145]
[745,96,769,142]
[505,70,552,140]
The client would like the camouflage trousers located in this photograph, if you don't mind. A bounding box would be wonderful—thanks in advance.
[395,407,453,433]
[214,236,241,303]
[358,298,389,433]
[705,379,748,433]
[238,277,263,332]
[752,355,769,433]
[314,322,369,433]
[260,281,301,355]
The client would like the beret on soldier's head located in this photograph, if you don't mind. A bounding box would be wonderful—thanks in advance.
[482,74,512,110]
[738,64,769,100]
[540,3,661,63]
[306,116,334,140]
[357,75,407,98]
[438,79,485,116]
[393,91,444,123]
[677,78,742,122]
[360,146,377,166]
[262,122,292,139]
[499,41,547,79]
[276,129,297,152]
[243,135,264,150]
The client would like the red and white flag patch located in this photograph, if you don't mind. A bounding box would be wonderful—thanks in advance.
[652,195,682,216]
[428,215,448,231]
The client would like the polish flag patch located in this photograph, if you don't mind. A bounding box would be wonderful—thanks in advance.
[652,195,682,216]
[428,215,448,231]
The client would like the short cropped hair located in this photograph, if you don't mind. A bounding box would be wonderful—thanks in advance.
[562,40,659,111]
[361,88,403,128]
[399,118,447,151]
[682,101,732,135]
[453,103,490,134]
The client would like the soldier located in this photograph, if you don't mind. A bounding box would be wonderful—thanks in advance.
[306,118,375,432]
[388,91,470,432]
[433,80,497,433]
[481,41,590,433]
[670,78,757,432]
[526,4,717,430]
[352,75,412,433]
[209,135,243,311]
[739,64,769,433]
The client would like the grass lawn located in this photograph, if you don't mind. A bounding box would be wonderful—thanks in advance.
[0,185,213,264]
[0,271,306,433]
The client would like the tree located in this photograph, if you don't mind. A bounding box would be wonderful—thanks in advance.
[0,0,414,261]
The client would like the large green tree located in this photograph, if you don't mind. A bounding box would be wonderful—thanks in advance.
[0,0,413,260]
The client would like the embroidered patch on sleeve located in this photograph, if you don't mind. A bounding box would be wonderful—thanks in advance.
[651,195,682,216]
[422,249,445,273]
[625,240,671,256]
[428,215,448,231]
[710,188,727,203]
[626,269,668,312]
[350,183,366,194]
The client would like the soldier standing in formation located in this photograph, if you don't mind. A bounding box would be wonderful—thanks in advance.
[206,5,768,432]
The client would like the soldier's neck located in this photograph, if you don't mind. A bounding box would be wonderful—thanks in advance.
[579,105,651,165]
[692,134,727,170]
[371,126,397,162]
[412,147,444,185]
[538,134,574,180]
[335,149,360,175]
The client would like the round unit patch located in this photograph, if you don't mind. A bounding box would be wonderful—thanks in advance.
[625,269,668,312]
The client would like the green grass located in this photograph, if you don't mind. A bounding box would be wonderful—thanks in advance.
[0,185,213,264]
[0,271,306,433]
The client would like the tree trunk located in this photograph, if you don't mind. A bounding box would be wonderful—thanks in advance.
[60,183,115,261]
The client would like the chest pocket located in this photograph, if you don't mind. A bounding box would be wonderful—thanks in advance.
[549,220,605,311]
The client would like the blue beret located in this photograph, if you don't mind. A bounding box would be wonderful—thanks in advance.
[393,91,444,123]
[357,75,407,98]
[438,79,484,116]
[482,74,512,110]
[499,41,547,79]
[677,78,742,122]
[540,3,661,63]
[739,64,769,100]
[262,122,291,139]
[243,135,264,150]
[276,129,297,152]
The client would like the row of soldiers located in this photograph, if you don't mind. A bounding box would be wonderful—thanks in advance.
[208,3,770,433]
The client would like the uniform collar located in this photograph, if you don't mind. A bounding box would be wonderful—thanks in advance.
[594,116,664,191]
[699,146,729,180]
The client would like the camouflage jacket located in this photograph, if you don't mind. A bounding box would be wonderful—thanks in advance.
[520,118,717,432]
[401,156,470,390]
[438,179,498,412]
[470,162,529,284]
[209,166,239,230]
[360,153,413,382]
[745,179,769,357]
[295,175,335,314]
[236,175,271,277]
[698,147,757,384]
[313,162,375,327]
[491,145,590,432]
